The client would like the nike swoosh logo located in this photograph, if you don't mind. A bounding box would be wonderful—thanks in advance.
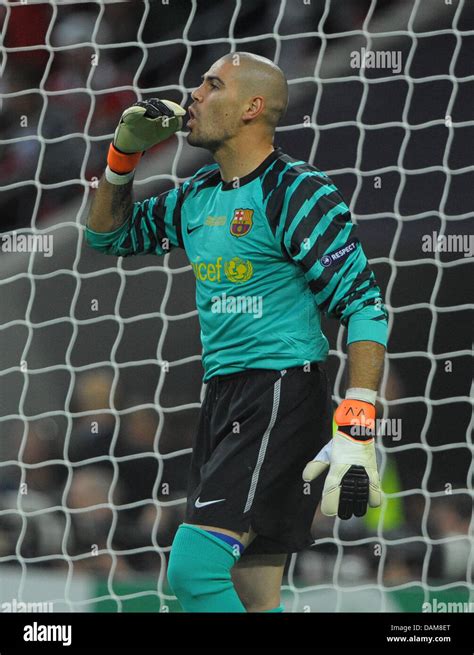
[194,497,226,508]
[187,224,203,235]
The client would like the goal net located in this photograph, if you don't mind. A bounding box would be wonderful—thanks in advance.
[0,0,472,613]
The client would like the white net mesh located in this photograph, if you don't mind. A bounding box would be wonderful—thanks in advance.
[0,0,472,613]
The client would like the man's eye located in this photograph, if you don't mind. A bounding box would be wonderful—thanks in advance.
[211,83,219,89]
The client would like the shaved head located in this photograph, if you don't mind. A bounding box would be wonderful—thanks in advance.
[220,52,289,130]
[187,52,288,152]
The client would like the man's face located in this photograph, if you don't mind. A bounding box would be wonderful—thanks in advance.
[187,59,244,151]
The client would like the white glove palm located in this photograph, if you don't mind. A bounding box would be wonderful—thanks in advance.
[303,398,381,519]
[303,433,381,519]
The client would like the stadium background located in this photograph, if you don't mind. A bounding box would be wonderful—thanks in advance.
[0,0,472,612]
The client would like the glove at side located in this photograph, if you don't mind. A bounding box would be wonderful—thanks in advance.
[302,399,381,519]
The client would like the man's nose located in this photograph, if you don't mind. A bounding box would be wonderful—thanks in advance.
[191,85,203,102]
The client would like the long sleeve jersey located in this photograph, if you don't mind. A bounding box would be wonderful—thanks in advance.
[86,147,388,381]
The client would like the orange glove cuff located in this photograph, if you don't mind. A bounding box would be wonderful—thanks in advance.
[335,398,375,431]
[107,143,142,174]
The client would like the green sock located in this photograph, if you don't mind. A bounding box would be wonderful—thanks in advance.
[168,524,246,613]
[263,605,284,612]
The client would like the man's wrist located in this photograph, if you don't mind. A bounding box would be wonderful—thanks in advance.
[107,143,142,175]
[345,387,377,406]
[105,165,135,186]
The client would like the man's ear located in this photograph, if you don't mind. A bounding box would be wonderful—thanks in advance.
[242,96,265,122]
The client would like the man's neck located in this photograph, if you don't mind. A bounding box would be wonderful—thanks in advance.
[213,139,275,183]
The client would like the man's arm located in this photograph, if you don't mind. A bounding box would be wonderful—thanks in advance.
[86,176,133,233]
[86,96,185,238]
[278,172,388,518]
[84,98,187,256]
[347,340,385,391]
[87,98,185,247]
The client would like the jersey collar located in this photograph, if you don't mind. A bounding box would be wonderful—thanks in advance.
[220,147,283,191]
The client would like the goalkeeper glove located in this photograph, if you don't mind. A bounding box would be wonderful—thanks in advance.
[107,98,185,176]
[302,393,381,519]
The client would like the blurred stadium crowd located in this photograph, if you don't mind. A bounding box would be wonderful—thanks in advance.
[0,0,472,593]
[0,365,471,585]
[0,0,395,232]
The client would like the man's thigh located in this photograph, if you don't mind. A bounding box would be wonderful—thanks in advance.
[231,552,288,611]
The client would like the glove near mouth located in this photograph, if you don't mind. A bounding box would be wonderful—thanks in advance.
[107,98,186,174]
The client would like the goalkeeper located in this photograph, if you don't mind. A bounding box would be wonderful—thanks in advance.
[86,52,388,613]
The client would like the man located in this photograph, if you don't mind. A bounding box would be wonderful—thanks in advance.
[86,52,387,612]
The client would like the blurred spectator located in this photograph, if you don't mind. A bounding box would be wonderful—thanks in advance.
[66,465,132,578]
[0,489,64,563]
[127,498,186,573]
[115,407,160,507]
[0,418,65,495]
[68,368,118,465]
[429,495,473,582]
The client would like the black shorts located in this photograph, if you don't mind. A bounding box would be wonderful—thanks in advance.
[185,363,332,555]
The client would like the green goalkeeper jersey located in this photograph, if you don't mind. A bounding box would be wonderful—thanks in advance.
[86,148,388,380]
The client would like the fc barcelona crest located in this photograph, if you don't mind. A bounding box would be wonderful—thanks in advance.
[230,208,254,238]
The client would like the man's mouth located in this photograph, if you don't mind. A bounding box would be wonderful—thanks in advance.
[187,106,198,127]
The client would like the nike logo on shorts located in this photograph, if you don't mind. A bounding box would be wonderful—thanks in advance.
[194,497,226,508]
